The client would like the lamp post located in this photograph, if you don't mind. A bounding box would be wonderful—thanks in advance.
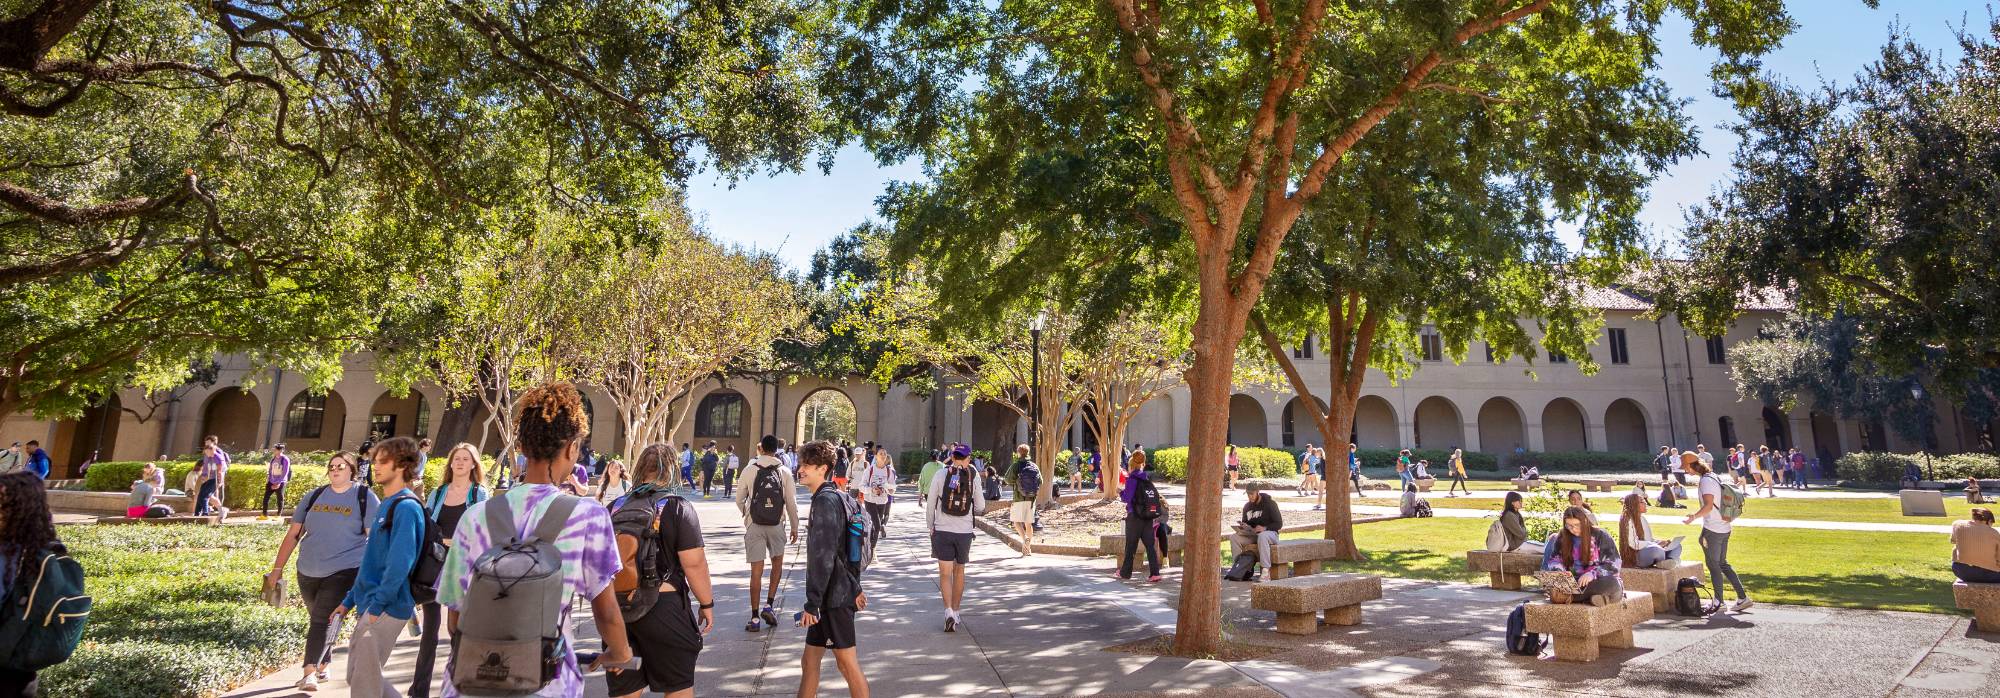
[1912,384,1935,482]
[1030,311,1046,469]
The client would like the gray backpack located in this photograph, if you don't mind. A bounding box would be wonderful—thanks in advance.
[451,493,581,696]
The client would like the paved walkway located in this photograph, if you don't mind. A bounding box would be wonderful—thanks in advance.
[225,486,1998,698]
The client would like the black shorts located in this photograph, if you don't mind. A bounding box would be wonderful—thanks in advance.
[931,531,974,564]
[607,593,702,696]
[805,607,857,650]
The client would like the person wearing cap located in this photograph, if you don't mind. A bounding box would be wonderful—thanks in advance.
[1228,483,1284,581]
[925,443,986,631]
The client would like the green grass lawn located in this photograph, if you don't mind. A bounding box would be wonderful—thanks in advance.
[42,524,304,698]
[1280,517,1962,614]
[1346,493,1982,525]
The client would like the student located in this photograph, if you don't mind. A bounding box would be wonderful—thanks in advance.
[680,443,697,491]
[855,447,896,543]
[18,441,49,480]
[1683,454,1752,611]
[1068,451,1085,493]
[267,452,376,692]
[1496,491,1543,554]
[1396,449,1415,492]
[1115,451,1163,582]
[0,472,61,695]
[916,449,946,507]
[0,442,19,474]
[795,441,870,698]
[925,443,985,631]
[722,445,741,498]
[412,443,487,697]
[1445,448,1469,497]
[127,465,160,518]
[699,441,720,497]
[1565,489,1596,525]
[1952,508,2000,583]
[832,441,852,491]
[1540,506,1623,606]
[1002,445,1040,556]
[193,443,225,516]
[596,459,630,504]
[1087,447,1102,491]
[1229,483,1283,580]
[610,444,715,698]
[1655,446,1673,482]
[336,438,427,698]
[1348,444,1362,496]
[262,444,293,520]
[736,435,800,632]
[1616,492,1683,568]
[437,382,632,697]
[1224,444,1240,490]
[1789,448,1809,490]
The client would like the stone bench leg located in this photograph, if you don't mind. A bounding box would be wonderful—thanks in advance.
[1551,634,1600,662]
[1975,608,1999,632]
[1169,549,1184,567]
[1599,627,1634,650]
[1275,611,1319,635]
[1490,572,1522,591]
[1292,560,1318,578]
[1268,564,1290,581]
[1323,603,1362,626]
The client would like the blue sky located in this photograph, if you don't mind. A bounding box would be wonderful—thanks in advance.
[686,1,1988,272]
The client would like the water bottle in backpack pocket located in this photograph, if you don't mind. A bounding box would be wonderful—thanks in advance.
[842,491,875,572]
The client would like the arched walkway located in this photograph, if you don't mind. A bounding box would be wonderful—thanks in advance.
[368,391,430,441]
[54,394,121,476]
[1761,406,1792,450]
[1477,398,1527,456]
[1281,395,1329,447]
[798,389,859,446]
[1810,412,1842,462]
[1228,394,1268,447]
[283,389,348,452]
[1412,396,1464,450]
[1718,416,1739,448]
[202,387,262,453]
[1604,398,1649,453]
[1353,395,1398,448]
[1541,398,1588,452]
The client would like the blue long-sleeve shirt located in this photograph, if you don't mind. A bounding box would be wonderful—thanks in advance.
[25,448,49,479]
[342,488,424,619]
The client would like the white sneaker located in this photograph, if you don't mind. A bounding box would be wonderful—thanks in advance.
[297,675,319,692]
[1732,598,1755,612]
[316,670,328,682]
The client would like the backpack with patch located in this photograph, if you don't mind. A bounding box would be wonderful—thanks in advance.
[1708,475,1746,520]
[1674,577,1712,617]
[1504,604,1544,656]
[0,544,90,672]
[611,485,686,622]
[1133,478,1166,520]
[838,489,875,573]
[940,467,975,517]
[1414,500,1433,518]
[452,494,581,695]
[748,465,787,527]
[382,493,448,604]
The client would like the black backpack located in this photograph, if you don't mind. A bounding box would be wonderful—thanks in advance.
[1505,604,1545,656]
[941,468,975,517]
[983,468,1003,500]
[1675,577,1712,617]
[611,486,688,622]
[1133,479,1165,520]
[381,493,447,604]
[748,465,787,526]
[1015,462,1041,498]
[1413,500,1433,518]
[1222,551,1258,581]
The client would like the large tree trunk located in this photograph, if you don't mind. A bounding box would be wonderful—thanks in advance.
[1320,390,1361,560]
[1172,292,1243,656]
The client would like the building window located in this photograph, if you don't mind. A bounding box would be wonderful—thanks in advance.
[1292,334,1314,360]
[414,394,430,437]
[1484,343,1496,363]
[1718,416,1737,447]
[1608,328,1630,365]
[1706,337,1726,364]
[285,393,326,439]
[1549,350,1568,364]
[694,391,746,438]
[369,414,396,440]
[1420,330,1442,362]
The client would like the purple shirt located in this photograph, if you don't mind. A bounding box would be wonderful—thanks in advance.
[268,454,292,485]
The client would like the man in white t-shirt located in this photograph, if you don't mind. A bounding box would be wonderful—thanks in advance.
[1682,453,1751,611]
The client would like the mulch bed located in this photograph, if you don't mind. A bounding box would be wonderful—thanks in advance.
[1103,633,1292,662]
[979,496,1207,547]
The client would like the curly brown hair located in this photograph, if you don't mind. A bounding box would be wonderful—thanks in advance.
[371,436,423,487]
[516,382,589,461]
[0,472,57,569]
[798,440,836,468]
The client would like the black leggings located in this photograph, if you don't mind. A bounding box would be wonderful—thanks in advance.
[865,500,890,543]
[1118,516,1160,578]
[411,601,444,698]
[298,568,358,667]
[1448,474,1469,495]
[261,483,286,517]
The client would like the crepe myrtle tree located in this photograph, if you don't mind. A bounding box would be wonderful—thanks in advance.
[834,0,1798,653]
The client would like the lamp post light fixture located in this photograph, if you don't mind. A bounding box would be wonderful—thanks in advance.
[1911,384,1935,482]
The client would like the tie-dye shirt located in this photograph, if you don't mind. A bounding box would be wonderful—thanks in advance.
[436,484,620,698]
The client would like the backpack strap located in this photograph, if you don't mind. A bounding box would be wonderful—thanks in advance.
[485,491,519,545]
[298,485,328,518]
[531,495,580,545]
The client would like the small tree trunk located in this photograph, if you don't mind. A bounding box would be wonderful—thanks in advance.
[1320,394,1362,560]
[1172,296,1241,656]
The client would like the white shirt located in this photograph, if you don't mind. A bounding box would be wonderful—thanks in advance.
[726,454,740,471]
[856,461,896,505]
[1698,474,1732,533]
[1696,451,1713,467]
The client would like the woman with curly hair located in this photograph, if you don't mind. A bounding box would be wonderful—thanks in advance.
[0,472,61,695]
[436,382,635,697]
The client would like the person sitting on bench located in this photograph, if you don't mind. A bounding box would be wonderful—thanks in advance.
[1952,508,2000,584]
[1229,483,1283,580]
[1541,505,1624,606]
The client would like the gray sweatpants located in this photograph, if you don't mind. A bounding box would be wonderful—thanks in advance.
[345,614,406,698]
[1228,530,1280,571]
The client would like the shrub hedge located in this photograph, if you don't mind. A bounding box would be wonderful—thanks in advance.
[1505,450,1654,473]
[1834,451,2000,484]
[83,456,451,512]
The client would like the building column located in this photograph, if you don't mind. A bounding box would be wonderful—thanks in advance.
[1397,420,1416,450]
[1789,415,1815,456]
[1171,393,1191,446]
[1586,424,1607,452]
[1266,402,1285,449]
[1524,423,1545,452]
[1462,422,1482,454]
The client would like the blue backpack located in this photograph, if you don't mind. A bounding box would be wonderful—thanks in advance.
[1504,604,1544,656]
[0,544,91,671]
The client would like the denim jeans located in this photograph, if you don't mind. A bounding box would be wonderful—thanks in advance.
[1954,561,2000,584]
[1699,529,1747,600]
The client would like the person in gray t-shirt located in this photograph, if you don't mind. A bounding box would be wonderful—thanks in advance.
[263,453,377,689]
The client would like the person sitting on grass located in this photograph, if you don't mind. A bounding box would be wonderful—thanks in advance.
[1540,505,1623,606]
[1617,492,1683,569]
[1951,507,2000,584]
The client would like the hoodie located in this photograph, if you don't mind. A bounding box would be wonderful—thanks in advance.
[735,454,799,529]
[803,481,859,615]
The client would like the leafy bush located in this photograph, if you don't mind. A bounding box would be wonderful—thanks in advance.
[1506,450,1653,473]
[1139,446,1296,482]
[1937,453,2000,480]
[1834,451,2000,483]
[86,455,448,512]
[1521,483,1569,543]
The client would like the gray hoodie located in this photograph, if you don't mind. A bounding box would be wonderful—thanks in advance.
[735,454,799,529]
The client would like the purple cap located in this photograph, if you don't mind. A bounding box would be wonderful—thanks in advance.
[951,443,972,458]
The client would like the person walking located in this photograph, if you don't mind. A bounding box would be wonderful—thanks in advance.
[1228,483,1283,581]
[0,442,20,474]
[721,445,742,498]
[193,442,225,516]
[698,441,720,497]
[335,438,427,698]
[0,472,62,695]
[609,444,715,698]
[1347,443,1362,496]
[596,459,630,504]
[265,452,375,691]
[1446,448,1470,497]
[1114,452,1163,582]
[1616,492,1683,568]
[795,441,870,698]
[925,444,984,631]
[410,443,487,697]
[1952,508,2000,583]
[262,443,293,520]
[435,382,632,697]
[1004,445,1040,557]
[916,448,945,508]
[856,447,896,542]
[1224,445,1240,491]
[736,435,800,632]
[680,443,697,491]
[1789,448,1809,490]
[1396,449,1416,493]
[1683,453,1752,611]
[20,440,49,480]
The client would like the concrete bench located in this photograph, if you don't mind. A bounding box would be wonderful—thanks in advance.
[101,515,220,526]
[1099,532,1186,567]
[1512,478,1543,491]
[1265,539,1343,580]
[1954,582,2000,632]
[1620,560,1703,613]
[1250,573,1382,634]
[1522,592,1654,662]
[1899,489,1947,516]
[1414,477,1436,492]
[1575,479,1617,493]
[1466,549,1542,590]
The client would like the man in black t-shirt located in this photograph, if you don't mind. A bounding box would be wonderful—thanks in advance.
[610,467,716,698]
[796,440,870,698]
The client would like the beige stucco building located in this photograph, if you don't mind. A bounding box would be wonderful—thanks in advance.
[8,289,1996,478]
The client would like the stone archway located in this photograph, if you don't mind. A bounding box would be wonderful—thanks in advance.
[1281,395,1329,447]
[1604,398,1650,453]
[1541,398,1588,452]
[1412,396,1464,450]
[1353,395,1398,448]
[201,387,262,454]
[1761,406,1792,450]
[798,389,858,446]
[966,397,1018,460]
[1227,394,1268,447]
[1477,397,1527,456]
[1810,412,1842,462]
[54,394,121,476]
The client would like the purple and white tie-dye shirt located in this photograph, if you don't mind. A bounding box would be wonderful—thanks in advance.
[436,483,621,698]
